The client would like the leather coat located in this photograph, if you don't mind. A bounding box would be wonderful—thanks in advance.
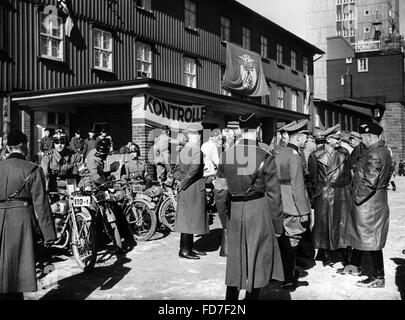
[345,140,392,251]
[308,146,353,250]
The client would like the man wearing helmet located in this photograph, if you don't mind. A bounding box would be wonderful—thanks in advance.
[120,143,152,189]
[41,129,84,192]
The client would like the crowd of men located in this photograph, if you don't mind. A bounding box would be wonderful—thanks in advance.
[0,113,395,300]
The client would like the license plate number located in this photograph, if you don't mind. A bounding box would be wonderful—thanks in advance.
[72,196,91,207]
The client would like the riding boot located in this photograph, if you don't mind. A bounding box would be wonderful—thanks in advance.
[219,228,228,257]
[281,246,298,290]
[179,233,199,260]
[225,286,240,300]
[245,288,261,300]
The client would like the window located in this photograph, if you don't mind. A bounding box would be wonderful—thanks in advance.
[303,57,308,74]
[291,50,296,70]
[358,58,368,72]
[291,92,298,112]
[220,17,230,42]
[346,57,352,64]
[184,57,197,88]
[40,13,64,60]
[94,29,113,71]
[277,44,283,65]
[47,112,67,126]
[242,27,251,50]
[185,0,196,29]
[277,88,284,108]
[137,0,151,11]
[136,43,152,78]
[260,36,268,59]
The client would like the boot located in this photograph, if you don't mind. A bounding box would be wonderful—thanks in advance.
[225,286,240,300]
[245,288,261,300]
[281,246,298,291]
[219,229,228,257]
[179,233,200,260]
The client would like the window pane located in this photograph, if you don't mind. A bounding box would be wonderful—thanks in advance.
[48,112,56,125]
[40,36,49,56]
[94,30,101,48]
[58,113,66,125]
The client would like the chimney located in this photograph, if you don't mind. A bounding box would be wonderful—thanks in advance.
[343,69,353,99]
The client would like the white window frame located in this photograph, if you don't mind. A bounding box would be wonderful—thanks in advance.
[291,50,296,70]
[40,13,64,61]
[185,0,197,29]
[291,91,298,112]
[358,58,368,72]
[260,36,268,59]
[94,28,113,72]
[136,42,152,78]
[303,57,308,74]
[137,0,152,11]
[277,88,284,109]
[184,57,197,88]
[242,27,251,50]
[277,44,283,65]
[221,16,230,42]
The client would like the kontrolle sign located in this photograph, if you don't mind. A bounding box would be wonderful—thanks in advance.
[132,94,206,130]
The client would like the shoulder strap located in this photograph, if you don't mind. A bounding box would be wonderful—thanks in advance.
[246,153,270,193]
[8,165,39,201]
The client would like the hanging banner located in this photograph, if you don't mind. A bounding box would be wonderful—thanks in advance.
[132,94,206,130]
[304,74,311,114]
[222,42,270,97]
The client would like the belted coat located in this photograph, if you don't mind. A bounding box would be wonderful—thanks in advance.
[0,153,56,293]
[308,146,352,250]
[174,142,208,235]
[345,141,392,251]
[216,139,284,292]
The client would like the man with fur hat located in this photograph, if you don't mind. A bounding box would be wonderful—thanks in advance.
[216,112,284,300]
[308,124,352,267]
[275,119,312,291]
[339,122,393,288]
[0,130,56,299]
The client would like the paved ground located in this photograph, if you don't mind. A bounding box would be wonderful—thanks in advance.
[25,177,405,300]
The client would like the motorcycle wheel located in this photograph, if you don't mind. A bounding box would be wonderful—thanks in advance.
[124,200,157,241]
[71,213,97,272]
[158,198,176,231]
[104,207,123,251]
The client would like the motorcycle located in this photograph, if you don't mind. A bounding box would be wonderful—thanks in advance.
[48,182,97,272]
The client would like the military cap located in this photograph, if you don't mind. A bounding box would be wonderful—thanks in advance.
[88,127,95,133]
[187,122,204,134]
[321,124,342,139]
[359,122,383,136]
[277,120,296,133]
[53,128,67,139]
[74,129,81,135]
[227,121,240,130]
[350,131,362,140]
[238,112,259,129]
[100,128,108,133]
[161,125,170,131]
[7,129,28,146]
[284,119,309,135]
[44,127,51,132]
[313,131,325,142]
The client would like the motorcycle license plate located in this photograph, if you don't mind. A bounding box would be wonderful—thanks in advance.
[72,196,91,207]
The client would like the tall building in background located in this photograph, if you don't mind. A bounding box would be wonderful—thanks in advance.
[306,0,400,99]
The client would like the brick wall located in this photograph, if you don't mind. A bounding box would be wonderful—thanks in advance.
[380,102,405,167]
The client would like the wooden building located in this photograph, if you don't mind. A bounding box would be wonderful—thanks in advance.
[0,0,322,162]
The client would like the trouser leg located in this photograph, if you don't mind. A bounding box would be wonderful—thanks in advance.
[350,249,363,268]
[370,250,385,278]
[225,286,240,301]
[245,288,261,300]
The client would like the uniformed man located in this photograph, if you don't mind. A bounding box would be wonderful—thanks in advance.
[154,125,172,182]
[39,128,53,154]
[339,122,393,288]
[0,130,56,300]
[308,124,352,267]
[275,119,312,291]
[41,129,84,193]
[120,143,152,189]
[216,113,284,300]
[350,131,367,166]
[96,128,113,153]
[174,123,208,260]
[83,127,98,159]
[69,129,85,154]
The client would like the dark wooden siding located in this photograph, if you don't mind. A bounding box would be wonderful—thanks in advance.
[1,0,317,99]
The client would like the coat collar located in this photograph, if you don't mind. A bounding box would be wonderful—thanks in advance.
[287,143,301,154]
[7,152,27,161]
[315,146,345,173]
[368,140,385,150]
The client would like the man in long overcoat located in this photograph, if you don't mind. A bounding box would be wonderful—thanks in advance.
[0,130,56,299]
[339,122,392,288]
[275,119,312,291]
[216,113,284,300]
[174,123,208,260]
[308,124,352,267]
